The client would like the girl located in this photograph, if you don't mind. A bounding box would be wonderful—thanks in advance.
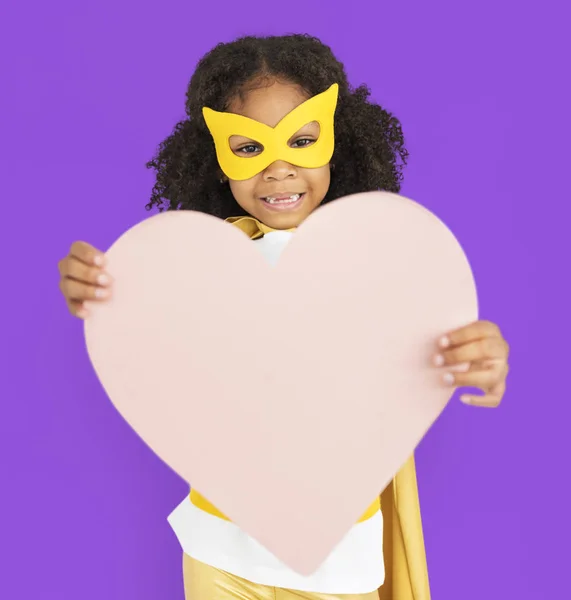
[57,34,510,600]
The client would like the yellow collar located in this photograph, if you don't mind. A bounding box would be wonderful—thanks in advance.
[226,216,296,240]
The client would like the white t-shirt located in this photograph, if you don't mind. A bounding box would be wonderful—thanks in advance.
[167,231,385,594]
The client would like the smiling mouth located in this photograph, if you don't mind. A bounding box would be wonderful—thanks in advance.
[261,193,304,205]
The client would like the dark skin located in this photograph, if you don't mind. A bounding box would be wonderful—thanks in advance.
[143,34,410,219]
[58,34,510,407]
[434,321,509,406]
[225,80,331,231]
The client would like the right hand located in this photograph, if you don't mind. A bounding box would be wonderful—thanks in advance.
[58,241,113,319]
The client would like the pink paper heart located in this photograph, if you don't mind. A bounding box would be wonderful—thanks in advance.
[84,191,478,575]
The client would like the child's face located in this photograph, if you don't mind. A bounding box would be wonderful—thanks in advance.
[226,80,331,230]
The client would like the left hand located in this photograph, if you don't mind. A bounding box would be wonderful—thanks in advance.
[434,320,510,407]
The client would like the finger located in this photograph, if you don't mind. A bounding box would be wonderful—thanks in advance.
[60,278,110,302]
[67,299,89,319]
[478,359,511,382]
[471,358,505,370]
[434,337,508,366]
[60,257,112,287]
[459,374,506,408]
[460,393,503,408]
[439,320,502,349]
[448,361,471,373]
[441,368,499,389]
[69,241,106,267]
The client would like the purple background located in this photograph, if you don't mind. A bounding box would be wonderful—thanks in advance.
[1,1,570,598]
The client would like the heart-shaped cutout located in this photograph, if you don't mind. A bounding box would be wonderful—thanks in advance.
[84,191,478,575]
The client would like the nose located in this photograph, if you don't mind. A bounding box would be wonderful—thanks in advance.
[262,160,297,182]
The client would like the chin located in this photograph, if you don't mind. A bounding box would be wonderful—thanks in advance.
[263,214,301,230]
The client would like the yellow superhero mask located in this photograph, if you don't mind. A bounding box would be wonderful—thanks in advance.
[202,83,339,181]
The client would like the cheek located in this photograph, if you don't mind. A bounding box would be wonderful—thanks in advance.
[228,179,258,208]
[307,166,331,196]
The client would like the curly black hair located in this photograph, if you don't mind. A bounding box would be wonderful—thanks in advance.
[145,34,408,219]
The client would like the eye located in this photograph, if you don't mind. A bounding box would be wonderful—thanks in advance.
[236,143,262,155]
[291,138,315,148]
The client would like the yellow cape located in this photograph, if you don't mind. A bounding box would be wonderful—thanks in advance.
[227,216,432,600]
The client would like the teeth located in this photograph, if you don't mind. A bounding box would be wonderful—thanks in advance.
[265,194,300,204]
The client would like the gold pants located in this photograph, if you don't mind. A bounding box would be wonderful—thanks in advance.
[183,554,379,600]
